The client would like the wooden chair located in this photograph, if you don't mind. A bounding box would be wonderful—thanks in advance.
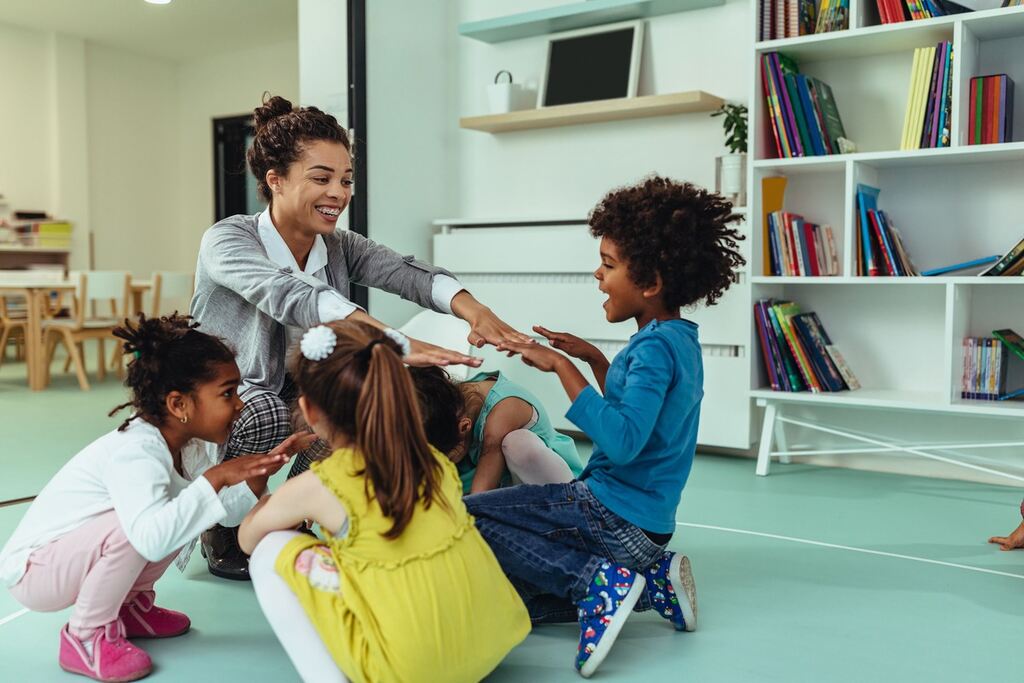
[42,271,130,390]
[0,295,27,368]
[149,271,194,316]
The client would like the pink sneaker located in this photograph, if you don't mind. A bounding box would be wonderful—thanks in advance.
[59,621,152,682]
[119,593,191,639]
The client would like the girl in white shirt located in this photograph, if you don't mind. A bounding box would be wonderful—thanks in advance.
[0,314,309,683]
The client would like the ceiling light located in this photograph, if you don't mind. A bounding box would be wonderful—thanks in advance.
[145,0,172,4]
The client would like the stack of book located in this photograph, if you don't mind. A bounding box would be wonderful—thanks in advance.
[759,0,848,41]
[900,41,954,150]
[761,52,848,158]
[854,184,919,276]
[875,0,969,22]
[969,74,1015,145]
[1001,0,1023,7]
[766,212,840,276]
[755,299,861,392]
[11,221,72,249]
[961,330,1024,401]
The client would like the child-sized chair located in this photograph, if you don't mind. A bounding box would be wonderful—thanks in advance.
[42,271,130,390]
[149,271,194,316]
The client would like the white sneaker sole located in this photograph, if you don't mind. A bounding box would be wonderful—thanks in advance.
[670,554,698,632]
[578,574,646,679]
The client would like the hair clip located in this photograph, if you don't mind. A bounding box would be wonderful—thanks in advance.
[383,328,412,358]
[301,325,337,361]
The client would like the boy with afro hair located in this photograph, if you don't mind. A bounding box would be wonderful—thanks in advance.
[464,176,745,677]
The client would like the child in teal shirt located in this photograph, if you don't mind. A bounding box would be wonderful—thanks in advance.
[410,367,583,493]
[465,177,745,677]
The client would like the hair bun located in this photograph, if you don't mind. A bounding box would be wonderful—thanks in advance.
[253,94,294,131]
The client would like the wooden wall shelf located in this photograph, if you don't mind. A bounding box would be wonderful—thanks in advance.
[459,90,724,133]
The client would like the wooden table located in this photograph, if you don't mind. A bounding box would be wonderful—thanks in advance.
[131,280,152,314]
[0,278,75,390]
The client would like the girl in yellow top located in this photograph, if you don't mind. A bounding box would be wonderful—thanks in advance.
[238,321,530,683]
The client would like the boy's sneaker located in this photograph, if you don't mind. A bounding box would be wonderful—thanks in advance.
[643,551,697,632]
[119,592,191,639]
[575,561,646,678]
[59,620,152,682]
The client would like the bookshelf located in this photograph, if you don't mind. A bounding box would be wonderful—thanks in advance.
[748,4,1024,477]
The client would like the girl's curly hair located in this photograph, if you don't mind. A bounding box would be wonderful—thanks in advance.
[108,313,236,431]
[589,176,746,309]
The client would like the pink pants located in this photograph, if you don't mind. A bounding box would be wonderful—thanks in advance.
[9,510,178,639]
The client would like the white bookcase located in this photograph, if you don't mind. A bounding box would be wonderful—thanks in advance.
[748,4,1024,478]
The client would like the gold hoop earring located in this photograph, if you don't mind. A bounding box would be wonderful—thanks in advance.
[180,415,189,425]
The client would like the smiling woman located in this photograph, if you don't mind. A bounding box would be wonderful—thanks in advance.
[189,94,529,581]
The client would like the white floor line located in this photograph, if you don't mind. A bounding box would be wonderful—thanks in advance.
[0,608,28,627]
[678,522,1024,580]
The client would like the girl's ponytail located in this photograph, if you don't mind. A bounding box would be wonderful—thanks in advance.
[356,344,444,539]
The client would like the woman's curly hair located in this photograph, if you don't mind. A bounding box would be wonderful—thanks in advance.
[108,313,236,431]
[589,176,746,309]
[247,93,350,203]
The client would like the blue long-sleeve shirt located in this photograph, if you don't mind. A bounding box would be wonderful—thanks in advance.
[567,319,703,534]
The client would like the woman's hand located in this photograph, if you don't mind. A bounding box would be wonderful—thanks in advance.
[406,337,483,368]
[533,326,605,365]
[451,292,532,348]
[204,453,289,492]
[496,340,569,373]
[989,521,1024,551]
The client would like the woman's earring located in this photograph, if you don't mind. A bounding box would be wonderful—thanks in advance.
[180,415,189,425]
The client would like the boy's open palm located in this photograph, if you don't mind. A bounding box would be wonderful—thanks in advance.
[534,326,604,365]
[497,340,566,372]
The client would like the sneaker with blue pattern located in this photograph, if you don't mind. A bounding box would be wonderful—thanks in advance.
[643,551,697,632]
[575,561,646,678]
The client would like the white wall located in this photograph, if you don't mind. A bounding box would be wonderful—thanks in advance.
[176,39,299,271]
[85,43,179,276]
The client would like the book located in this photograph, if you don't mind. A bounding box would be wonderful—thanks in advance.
[809,76,846,153]
[793,313,847,391]
[979,235,1024,276]
[766,304,805,390]
[921,255,1000,276]
[773,301,823,392]
[993,329,1024,362]
[856,184,881,276]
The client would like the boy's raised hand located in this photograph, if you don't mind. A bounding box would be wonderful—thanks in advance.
[497,340,568,373]
[533,326,605,365]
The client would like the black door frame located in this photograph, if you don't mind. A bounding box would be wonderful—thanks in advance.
[347,0,369,309]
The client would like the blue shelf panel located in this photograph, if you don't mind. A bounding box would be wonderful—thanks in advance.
[459,0,725,44]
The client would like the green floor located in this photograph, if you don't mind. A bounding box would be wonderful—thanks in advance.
[2,355,1024,681]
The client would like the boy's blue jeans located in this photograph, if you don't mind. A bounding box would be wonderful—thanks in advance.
[464,479,668,623]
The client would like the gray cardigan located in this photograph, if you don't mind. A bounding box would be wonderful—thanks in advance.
[190,213,453,397]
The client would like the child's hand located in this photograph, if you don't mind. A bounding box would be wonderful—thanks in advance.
[497,340,568,373]
[269,433,318,458]
[204,453,289,491]
[406,337,484,369]
[533,326,604,365]
[988,521,1024,551]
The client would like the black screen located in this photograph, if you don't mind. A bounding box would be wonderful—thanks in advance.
[543,27,636,107]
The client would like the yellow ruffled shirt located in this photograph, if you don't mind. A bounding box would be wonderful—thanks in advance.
[275,447,531,682]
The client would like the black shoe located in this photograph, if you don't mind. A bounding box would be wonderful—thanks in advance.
[200,524,250,581]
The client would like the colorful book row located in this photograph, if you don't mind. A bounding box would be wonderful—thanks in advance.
[969,75,1015,145]
[961,336,1017,401]
[761,52,848,159]
[759,0,848,41]
[876,0,969,23]
[754,299,861,393]
[766,211,840,276]
[900,42,953,151]
[854,184,919,277]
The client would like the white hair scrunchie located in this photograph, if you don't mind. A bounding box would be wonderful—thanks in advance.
[383,328,412,358]
[300,325,337,361]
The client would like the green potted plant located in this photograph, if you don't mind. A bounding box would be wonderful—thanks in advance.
[711,103,748,204]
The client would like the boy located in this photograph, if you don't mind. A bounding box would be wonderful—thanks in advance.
[465,177,745,677]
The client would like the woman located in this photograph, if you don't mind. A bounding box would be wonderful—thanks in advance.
[191,95,527,579]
